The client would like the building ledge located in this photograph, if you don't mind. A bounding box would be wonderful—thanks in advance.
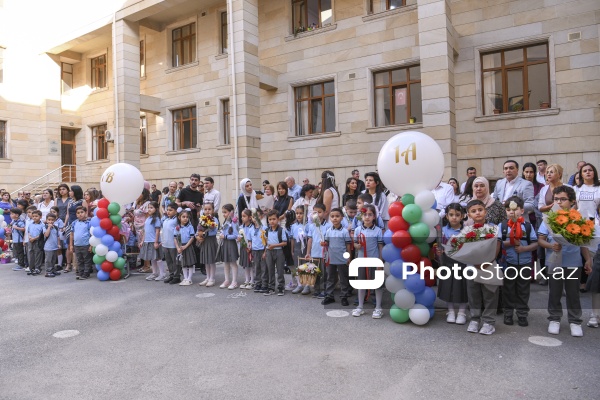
[288,131,341,142]
[285,24,337,42]
[166,148,201,156]
[216,144,231,150]
[85,159,109,165]
[165,60,199,74]
[366,123,423,134]
[90,87,109,95]
[362,4,417,22]
[475,108,560,122]
[140,153,149,159]
[0,158,12,163]
[215,53,228,60]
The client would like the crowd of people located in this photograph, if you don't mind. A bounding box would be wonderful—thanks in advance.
[4,159,600,337]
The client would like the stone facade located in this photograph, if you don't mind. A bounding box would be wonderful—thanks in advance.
[0,0,598,201]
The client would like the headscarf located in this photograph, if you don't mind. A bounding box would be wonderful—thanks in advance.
[473,177,496,208]
[239,178,258,210]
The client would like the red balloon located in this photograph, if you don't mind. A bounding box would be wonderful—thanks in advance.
[101,261,114,273]
[109,226,120,236]
[109,268,122,281]
[100,218,113,230]
[1,244,7,251]
[420,257,432,270]
[388,216,410,232]
[401,244,421,264]
[96,208,109,219]
[425,274,436,287]
[98,199,110,209]
[0,239,5,247]
[112,233,122,242]
[392,230,412,249]
[388,202,404,218]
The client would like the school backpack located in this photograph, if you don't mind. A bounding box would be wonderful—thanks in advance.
[500,220,532,245]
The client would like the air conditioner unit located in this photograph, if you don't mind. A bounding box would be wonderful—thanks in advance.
[105,130,114,142]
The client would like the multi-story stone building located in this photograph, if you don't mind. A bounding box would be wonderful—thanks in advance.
[0,0,598,201]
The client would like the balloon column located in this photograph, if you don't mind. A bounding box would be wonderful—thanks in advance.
[89,199,127,281]
[377,131,445,326]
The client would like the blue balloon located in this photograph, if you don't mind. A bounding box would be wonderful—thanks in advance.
[428,306,435,319]
[404,274,426,294]
[0,229,5,239]
[93,208,98,216]
[101,234,115,247]
[382,243,401,263]
[92,227,106,238]
[415,287,436,307]
[117,249,123,257]
[389,258,408,279]
[95,264,101,271]
[97,270,110,281]
[431,199,438,210]
[383,229,393,245]
[110,242,121,252]
[90,216,101,227]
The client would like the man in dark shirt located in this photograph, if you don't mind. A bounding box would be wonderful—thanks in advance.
[177,173,205,275]
[352,169,366,193]
[150,184,161,202]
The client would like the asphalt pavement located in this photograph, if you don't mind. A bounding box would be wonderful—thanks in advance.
[1,263,599,400]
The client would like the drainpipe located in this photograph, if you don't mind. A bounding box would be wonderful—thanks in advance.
[112,12,120,163]
[227,0,239,199]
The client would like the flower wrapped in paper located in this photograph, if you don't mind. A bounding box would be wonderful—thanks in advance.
[297,261,321,286]
[443,224,499,265]
[238,228,248,249]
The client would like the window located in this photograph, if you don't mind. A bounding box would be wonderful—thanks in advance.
[481,43,550,115]
[172,106,197,150]
[368,0,407,14]
[140,40,146,78]
[220,12,228,54]
[221,99,230,145]
[295,81,335,136]
[140,115,147,154]
[91,55,107,89]
[172,23,196,67]
[292,0,332,33]
[0,121,6,158]
[61,62,73,93]
[374,65,422,126]
[91,124,108,160]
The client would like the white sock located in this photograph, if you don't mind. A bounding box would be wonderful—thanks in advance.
[57,254,63,266]
[244,267,251,283]
[188,267,193,281]
[447,302,455,314]
[208,263,216,281]
[458,303,467,314]
[250,267,255,283]
[158,260,166,277]
[150,260,158,275]
[375,288,383,310]
[229,262,238,284]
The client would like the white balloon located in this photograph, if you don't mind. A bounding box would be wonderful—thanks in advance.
[89,236,102,247]
[105,251,119,262]
[95,244,109,256]
[385,275,405,293]
[90,227,96,235]
[394,289,416,309]
[377,131,445,196]
[384,262,391,276]
[100,163,145,206]
[409,304,431,325]
[421,209,440,228]
[415,190,436,210]
[1,221,6,228]
[426,227,437,243]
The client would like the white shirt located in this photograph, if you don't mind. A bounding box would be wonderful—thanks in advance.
[502,178,517,201]
[460,181,467,193]
[432,182,455,217]
[203,188,221,212]
[536,172,546,185]
[37,200,55,222]
[576,184,600,220]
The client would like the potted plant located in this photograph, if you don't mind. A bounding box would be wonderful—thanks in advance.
[493,108,501,115]
[511,103,523,112]
[409,116,417,124]
[539,100,550,109]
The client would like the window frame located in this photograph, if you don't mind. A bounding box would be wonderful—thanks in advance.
[0,120,7,159]
[91,124,108,161]
[220,11,228,55]
[171,106,197,151]
[140,114,147,155]
[90,54,107,89]
[221,98,231,145]
[171,22,196,68]
[368,0,407,14]
[140,39,146,78]
[61,62,73,94]
[294,80,336,136]
[291,0,333,33]
[373,64,421,127]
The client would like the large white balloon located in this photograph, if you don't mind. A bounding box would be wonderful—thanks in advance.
[409,304,431,325]
[377,131,445,196]
[385,275,405,293]
[394,289,416,309]
[100,163,145,206]
[95,244,109,256]
[105,251,119,262]
[421,209,441,228]
[89,236,102,247]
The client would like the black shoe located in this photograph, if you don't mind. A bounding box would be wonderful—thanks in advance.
[496,307,504,315]
[55,265,63,271]
[163,276,173,283]
[517,316,528,327]
[504,315,514,325]
[45,273,55,278]
[169,278,181,285]
[27,270,33,275]
[284,267,291,274]
[33,269,41,275]
[253,285,262,293]
[277,288,284,296]
[321,297,335,305]
[200,267,206,275]
[341,298,349,306]
[80,275,88,280]
[54,271,61,276]
[263,289,275,296]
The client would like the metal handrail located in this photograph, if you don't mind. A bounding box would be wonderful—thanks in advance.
[10,164,76,196]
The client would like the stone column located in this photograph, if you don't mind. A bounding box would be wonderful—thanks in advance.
[417,0,457,179]
[230,0,262,195]
[114,19,141,168]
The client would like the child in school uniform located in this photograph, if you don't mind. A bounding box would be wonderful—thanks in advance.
[262,210,288,296]
[323,207,352,306]
[291,206,307,294]
[9,208,26,270]
[238,209,254,289]
[70,206,93,280]
[162,203,180,284]
[196,203,220,287]
[249,208,268,293]
[219,204,240,289]
[305,203,332,297]
[176,209,196,285]
[27,210,44,276]
[139,201,164,281]
[23,206,35,273]
[50,205,65,270]
[43,213,61,278]
[354,193,385,230]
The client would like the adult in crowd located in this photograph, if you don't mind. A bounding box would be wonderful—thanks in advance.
[492,160,534,215]
[460,167,477,193]
[575,163,600,220]
[37,188,55,222]
[342,177,359,207]
[175,181,184,198]
[536,160,548,185]
[363,172,389,222]
[352,169,366,193]
[260,183,275,212]
[203,177,221,212]
[302,178,310,185]
[432,180,455,218]
[316,170,341,220]
[273,181,294,224]
[237,178,259,221]
[458,176,476,207]
[55,184,70,223]
[150,184,162,203]
[63,185,86,273]
[292,184,316,222]
[285,176,302,202]
[448,178,461,203]
[471,177,506,225]
[177,174,204,228]
[134,188,152,273]
[538,164,564,213]
[522,162,544,227]
[0,192,13,224]
[161,181,178,215]
[568,161,586,186]
[23,191,33,206]
[262,180,270,193]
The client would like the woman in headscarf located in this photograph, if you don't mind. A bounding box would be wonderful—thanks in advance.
[469,177,506,225]
[237,178,259,221]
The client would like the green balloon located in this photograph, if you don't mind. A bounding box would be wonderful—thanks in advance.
[107,202,121,215]
[0,209,4,215]
[110,215,122,225]
[401,194,414,206]
[409,222,429,243]
[114,257,126,269]
[117,223,122,229]
[92,254,105,265]
[402,204,422,225]
[416,241,430,257]
[390,305,410,323]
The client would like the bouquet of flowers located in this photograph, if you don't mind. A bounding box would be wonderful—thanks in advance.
[311,212,324,242]
[443,223,499,265]
[544,209,596,246]
[238,228,248,249]
[197,215,217,240]
[0,253,10,259]
[297,261,321,286]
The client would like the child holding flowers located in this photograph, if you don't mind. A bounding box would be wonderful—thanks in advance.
[219,204,239,289]
[238,209,254,289]
[305,203,331,297]
[176,209,196,285]
[538,185,592,337]
[290,206,307,293]
[196,203,219,287]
